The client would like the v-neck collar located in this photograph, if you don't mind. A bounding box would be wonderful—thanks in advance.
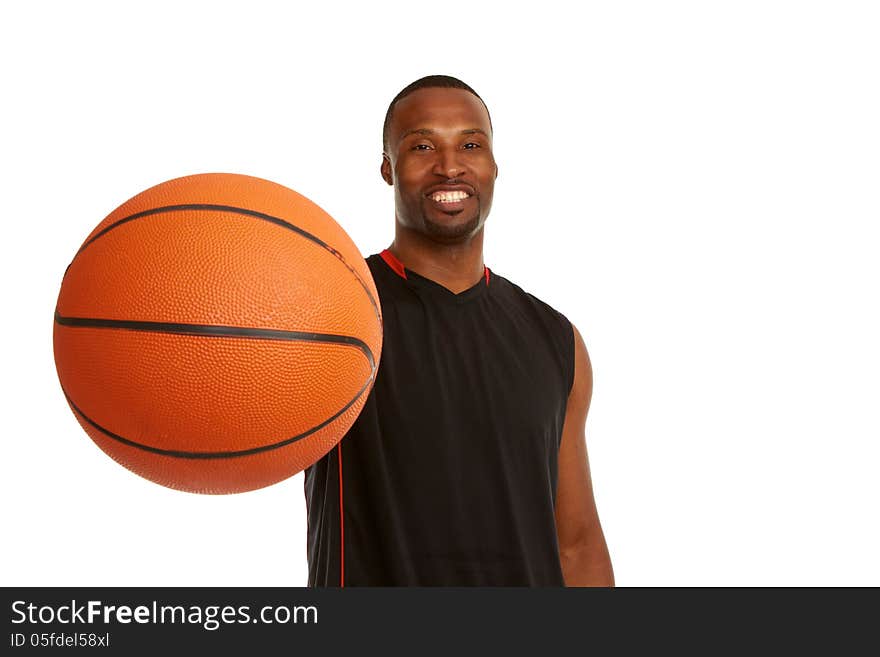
[379,249,491,303]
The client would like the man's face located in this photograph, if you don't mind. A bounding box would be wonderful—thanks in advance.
[382,87,497,244]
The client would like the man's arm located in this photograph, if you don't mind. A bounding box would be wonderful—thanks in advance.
[555,323,614,586]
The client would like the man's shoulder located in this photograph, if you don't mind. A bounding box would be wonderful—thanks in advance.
[489,269,570,325]
[365,252,399,288]
[490,270,576,388]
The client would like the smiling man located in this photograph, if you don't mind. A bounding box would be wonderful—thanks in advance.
[304,75,613,587]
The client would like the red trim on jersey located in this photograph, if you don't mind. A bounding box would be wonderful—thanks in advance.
[382,248,490,287]
[337,442,345,588]
[380,249,407,279]
[303,476,310,577]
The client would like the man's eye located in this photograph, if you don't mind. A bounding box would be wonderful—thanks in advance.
[412,144,432,151]
[463,142,481,150]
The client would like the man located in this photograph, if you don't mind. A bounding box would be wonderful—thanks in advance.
[304,75,613,586]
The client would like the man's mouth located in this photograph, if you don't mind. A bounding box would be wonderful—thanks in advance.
[428,190,471,204]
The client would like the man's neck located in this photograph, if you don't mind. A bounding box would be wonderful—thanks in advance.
[388,227,485,294]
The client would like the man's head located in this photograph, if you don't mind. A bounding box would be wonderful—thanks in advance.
[381,75,498,245]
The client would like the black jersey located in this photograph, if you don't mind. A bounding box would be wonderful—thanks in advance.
[304,250,575,586]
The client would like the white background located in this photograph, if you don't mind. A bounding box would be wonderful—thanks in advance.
[1,1,877,587]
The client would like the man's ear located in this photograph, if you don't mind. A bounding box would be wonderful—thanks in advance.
[381,154,394,186]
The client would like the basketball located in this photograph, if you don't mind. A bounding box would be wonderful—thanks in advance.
[53,173,382,494]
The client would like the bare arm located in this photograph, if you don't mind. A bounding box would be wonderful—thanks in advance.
[555,323,615,586]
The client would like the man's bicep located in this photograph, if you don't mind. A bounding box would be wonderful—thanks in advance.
[555,323,598,548]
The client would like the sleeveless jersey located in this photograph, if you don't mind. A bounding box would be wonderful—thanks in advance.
[304,250,575,586]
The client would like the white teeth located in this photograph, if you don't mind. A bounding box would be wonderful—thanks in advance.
[430,190,470,203]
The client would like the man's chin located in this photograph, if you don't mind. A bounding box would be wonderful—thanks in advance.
[422,214,483,244]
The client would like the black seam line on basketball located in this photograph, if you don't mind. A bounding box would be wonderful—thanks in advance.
[54,312,375,370]
[73,203,381,323]
[61,369,375,460]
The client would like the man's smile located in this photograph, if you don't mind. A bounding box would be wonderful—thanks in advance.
[430,190,470,203]
[424,184,475,213]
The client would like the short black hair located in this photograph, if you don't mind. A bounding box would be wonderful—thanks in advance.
[382,75,492,153]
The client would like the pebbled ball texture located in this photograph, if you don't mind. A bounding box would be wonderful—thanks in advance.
[53,173,382,494]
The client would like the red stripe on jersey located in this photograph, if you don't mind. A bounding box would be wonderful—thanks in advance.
[338,442,345,587]
[383,248,490,287]
[380,249,407,279]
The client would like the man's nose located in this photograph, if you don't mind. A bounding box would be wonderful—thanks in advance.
[432,148,465,179]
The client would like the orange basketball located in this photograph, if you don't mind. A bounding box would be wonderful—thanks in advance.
[53,173,382,494]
